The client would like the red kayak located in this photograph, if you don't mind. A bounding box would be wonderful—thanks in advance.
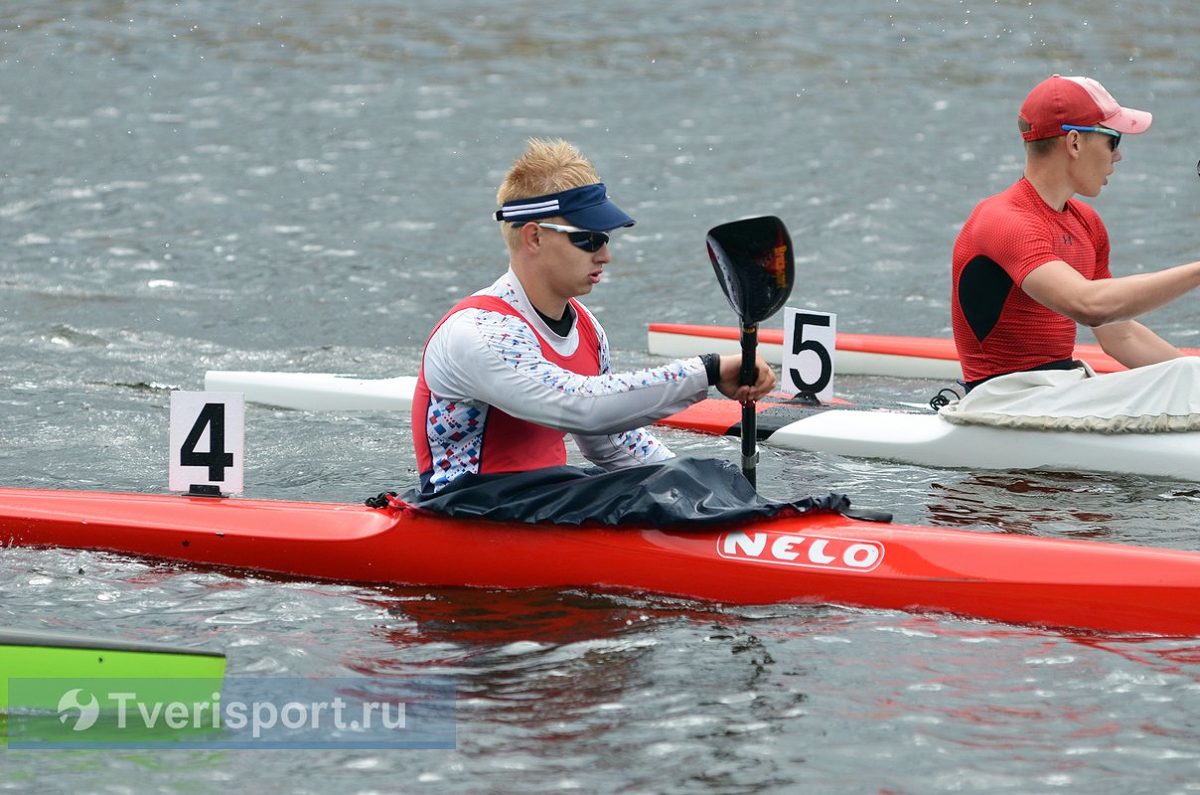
[657,393,839,437]
[3,486,1200,636]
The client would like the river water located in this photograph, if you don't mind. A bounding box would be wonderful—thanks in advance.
[4,1,1200,791]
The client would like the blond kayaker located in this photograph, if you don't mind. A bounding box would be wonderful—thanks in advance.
[411,138,775,498]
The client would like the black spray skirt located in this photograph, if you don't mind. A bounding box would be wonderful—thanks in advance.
[397,457,889,528]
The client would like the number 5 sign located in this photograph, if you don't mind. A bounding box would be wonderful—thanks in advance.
[781,308,837,404]
[169,391,245,495]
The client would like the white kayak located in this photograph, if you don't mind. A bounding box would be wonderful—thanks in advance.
[646,322,1200,381]
[757,409,1200,481]
[205,370,1200,481]
[204,371,417,412]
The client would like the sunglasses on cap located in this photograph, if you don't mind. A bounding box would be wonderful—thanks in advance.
[530,223,611,253]
[1061,124,1121,151]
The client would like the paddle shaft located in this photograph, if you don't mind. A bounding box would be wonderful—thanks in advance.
[740,323,759,488]
[705,215,795,492]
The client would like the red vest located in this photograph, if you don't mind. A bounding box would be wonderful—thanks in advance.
[412,295,602,485]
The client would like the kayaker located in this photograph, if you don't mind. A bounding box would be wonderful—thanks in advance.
[404,138,826,525]
[942,74,1200,432]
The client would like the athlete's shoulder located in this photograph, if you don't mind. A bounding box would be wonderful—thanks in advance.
[990,178,1042,211]
[970,180,1047,227]
[434,273,528,325]
[440,300,533,339]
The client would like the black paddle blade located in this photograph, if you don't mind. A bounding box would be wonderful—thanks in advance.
[706,215,794,324]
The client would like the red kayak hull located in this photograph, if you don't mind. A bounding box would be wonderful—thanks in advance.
[3,487,1200,636]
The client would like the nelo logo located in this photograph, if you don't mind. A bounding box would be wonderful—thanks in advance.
[718,530,884,572]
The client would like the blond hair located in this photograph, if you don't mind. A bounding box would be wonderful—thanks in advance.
[497,138,601,248]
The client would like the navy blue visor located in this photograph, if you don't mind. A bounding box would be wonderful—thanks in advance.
[494,183,635,231]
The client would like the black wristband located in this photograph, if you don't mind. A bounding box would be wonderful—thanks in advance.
[700,353,721,386]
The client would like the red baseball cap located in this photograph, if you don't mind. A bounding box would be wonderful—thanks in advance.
[1019,74,1152,142]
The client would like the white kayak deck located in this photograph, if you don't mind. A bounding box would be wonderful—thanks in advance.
[767,409,1200,481]
[205,371,417,412]
[204,370,1200,481]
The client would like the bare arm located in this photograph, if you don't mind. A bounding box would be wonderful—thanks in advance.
[1092,320,1184,369]
[1022,259,1200,327]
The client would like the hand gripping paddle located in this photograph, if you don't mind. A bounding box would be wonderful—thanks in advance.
[706,215,795,488]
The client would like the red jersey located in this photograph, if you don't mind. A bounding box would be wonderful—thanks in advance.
[951,177,1111,383]
[412,294,602,491]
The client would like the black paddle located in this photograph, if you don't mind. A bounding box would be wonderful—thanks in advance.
[706,216,795,488]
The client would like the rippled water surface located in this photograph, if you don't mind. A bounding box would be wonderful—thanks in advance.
[4,1,1200,792]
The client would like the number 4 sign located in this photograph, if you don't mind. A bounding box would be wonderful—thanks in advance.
[781,308,837,404]
[169,391,245,495]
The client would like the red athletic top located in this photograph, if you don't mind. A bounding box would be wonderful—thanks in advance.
[951,177,1111,383]
[412,295,602,489]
